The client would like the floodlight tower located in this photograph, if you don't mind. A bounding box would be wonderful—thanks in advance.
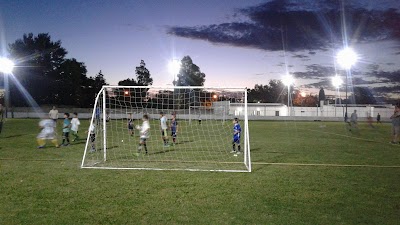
[168,59,181,86]
[282,74,295,116]
[0,57,15,118]
[169,59,181,110]
[332,75,343,117]
[336,47,357,121]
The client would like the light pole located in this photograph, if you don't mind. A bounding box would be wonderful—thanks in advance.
[336,47,357,122]
[0,57,15,118]
[168,59,181,110]
[282,74,295,116]
[332,75,343,117]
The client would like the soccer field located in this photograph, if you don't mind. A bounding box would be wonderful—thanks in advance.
[1,119,399,224]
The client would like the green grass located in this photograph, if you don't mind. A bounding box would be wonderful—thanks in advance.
[1,119,400,224]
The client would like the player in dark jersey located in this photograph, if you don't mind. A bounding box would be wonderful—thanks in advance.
[231,118,242,154]
[170,113,178,145]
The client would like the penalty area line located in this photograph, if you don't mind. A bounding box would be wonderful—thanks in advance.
[253,162,400,168]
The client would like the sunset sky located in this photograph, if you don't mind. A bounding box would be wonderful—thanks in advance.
[1,0,399,98]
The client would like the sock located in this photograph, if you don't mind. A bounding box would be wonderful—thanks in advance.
[37,139,45,146]
[144,143,148,154]
[51,139,59,147]
[232,142,236,151]
[238,144,241,152]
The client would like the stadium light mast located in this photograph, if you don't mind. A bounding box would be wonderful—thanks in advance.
[0,57,15,118]
[332,75,343,117]
[282,74,295,116]
[168,59,181,86]
[336,47,357,121]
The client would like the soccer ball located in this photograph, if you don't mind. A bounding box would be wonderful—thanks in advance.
[136,125,140,129]
[121,140,124,143]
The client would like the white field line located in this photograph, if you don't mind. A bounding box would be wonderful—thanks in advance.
[253,162,400,168]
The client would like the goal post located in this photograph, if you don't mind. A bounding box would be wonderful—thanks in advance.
[81,85,251,172]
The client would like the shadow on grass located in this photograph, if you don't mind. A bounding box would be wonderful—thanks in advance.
[1,133,30,139]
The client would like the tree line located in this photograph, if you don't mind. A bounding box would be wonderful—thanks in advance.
[2,33,380,108]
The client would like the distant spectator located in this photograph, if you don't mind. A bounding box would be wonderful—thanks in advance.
[367,115,374,128]
[376,113,381,124]
[390,106,400,144]
[49,106,59,125]
[0,103,3,120]
[350,110,358,130]
[0,104,3,134]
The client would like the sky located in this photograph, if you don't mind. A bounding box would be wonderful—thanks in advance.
[0,0,400,98]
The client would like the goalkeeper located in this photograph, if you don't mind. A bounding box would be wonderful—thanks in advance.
[170,113,178,145]
[136,114,150,154]
[231,118,242,154]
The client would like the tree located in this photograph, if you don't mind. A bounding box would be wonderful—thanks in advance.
[176,56,206,86]
[266,80,286,103]
[135,60,153,86]
[92,70,108,92]
[55,58,88,106]
[8,33,68,106]
[350,87,377,104]
[118,78,137,86]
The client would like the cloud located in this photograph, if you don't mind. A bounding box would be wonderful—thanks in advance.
[167,0,400,51]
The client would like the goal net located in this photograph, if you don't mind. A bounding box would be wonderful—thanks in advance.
[81,86,251,172]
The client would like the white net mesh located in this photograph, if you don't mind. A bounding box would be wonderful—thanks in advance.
[81,86,251,172]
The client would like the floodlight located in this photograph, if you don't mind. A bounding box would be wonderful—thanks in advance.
[336,47,358,69]
[282,74,294,86]
[168,59,181,74]
[332,76,343,88]
[0,57,14,74]
[300,92,306,97]
[213,94,217,99]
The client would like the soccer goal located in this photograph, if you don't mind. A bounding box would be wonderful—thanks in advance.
[81,86,251,172]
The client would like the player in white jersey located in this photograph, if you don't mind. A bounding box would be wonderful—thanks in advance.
[70,112,81,142]
[37,116,59,148]
[159,112,169,146]
[136,114,150,154]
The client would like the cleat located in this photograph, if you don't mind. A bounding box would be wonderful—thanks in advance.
[230,150,236,153]
[37,146,45,149]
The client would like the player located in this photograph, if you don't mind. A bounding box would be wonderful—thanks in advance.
[71,112,81,142]
[170,113,178,145]
[62,113,71,146]
[159,112,169,146]
[231,118,242,154]
[136,114,150,154]
[198,114,202,125]
[48,106,59,126]
[37,115,59,148]
[127,113,134,136]
[349,110,358,131]
[390,106,400,144]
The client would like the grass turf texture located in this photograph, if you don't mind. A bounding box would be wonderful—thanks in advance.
[0,119,399,224]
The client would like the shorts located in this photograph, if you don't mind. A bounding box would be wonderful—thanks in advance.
[171,131,177,138]
[233,136,240,144]
[90,133,96,142]
[63,132,69,138]
[161,129,168,137]
[128,125,133,130]
[37,130,55,139]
